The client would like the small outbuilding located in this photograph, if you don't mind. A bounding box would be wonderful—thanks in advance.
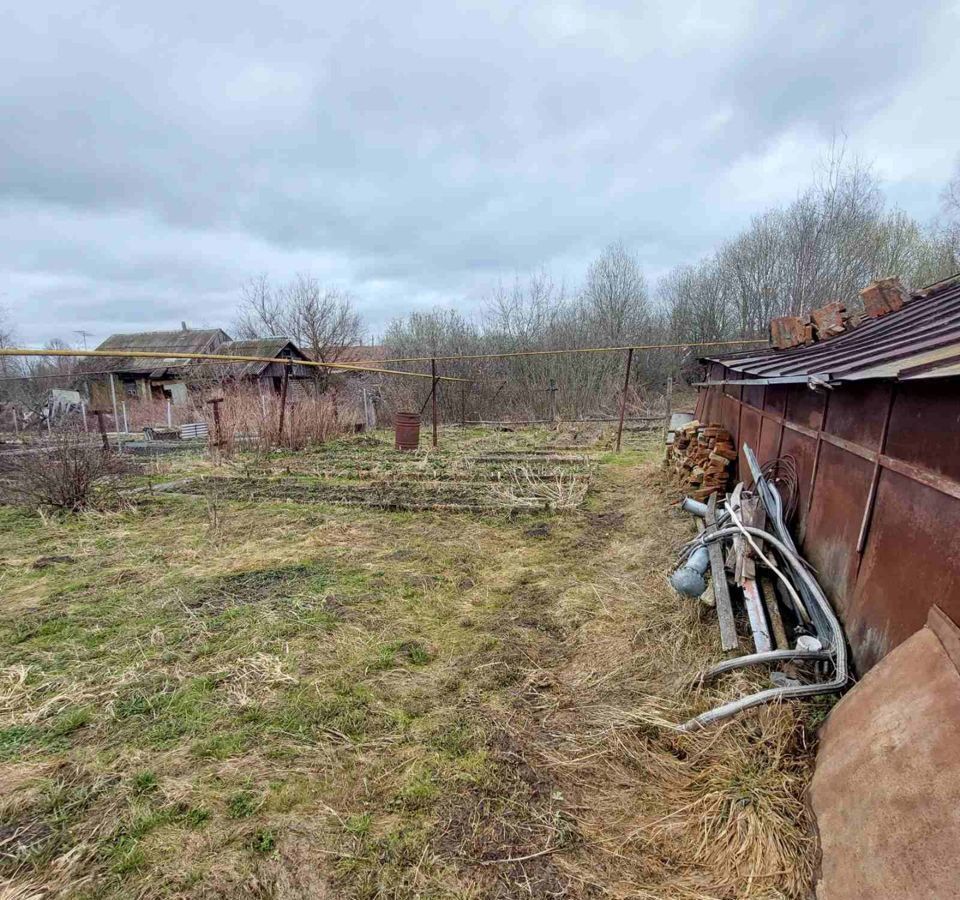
[696,273,960,674]
[87,328,314,407]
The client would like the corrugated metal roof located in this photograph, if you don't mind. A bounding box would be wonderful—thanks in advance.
[91,329,231,378]
[215,338,308,377]
[705,274,960,383]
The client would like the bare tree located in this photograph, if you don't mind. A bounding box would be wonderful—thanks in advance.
[0,306,19,379]
[235,273,365,389]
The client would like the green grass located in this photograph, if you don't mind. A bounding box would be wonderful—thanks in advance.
[0,428,821,899]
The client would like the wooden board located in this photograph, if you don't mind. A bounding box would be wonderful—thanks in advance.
[742,577,773,653]
[705,492,738,651]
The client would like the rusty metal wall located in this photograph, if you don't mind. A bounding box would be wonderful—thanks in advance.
[699,372,960,673]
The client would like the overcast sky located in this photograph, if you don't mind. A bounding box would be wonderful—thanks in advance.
[3,1,959,347]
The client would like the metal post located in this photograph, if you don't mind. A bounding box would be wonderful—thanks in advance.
[109,374,121,450]
[615,347,634,452]
[548,378,557,422]
[121,401,129,435]
[12,407,19,437]
[46,407,52,437]
[81,401,88,432]
[460,382,466,426]
[431,357,438,448]
[166,400,172,427]
[277,363,290,445]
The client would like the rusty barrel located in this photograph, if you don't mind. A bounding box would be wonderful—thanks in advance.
[394,411,421,451]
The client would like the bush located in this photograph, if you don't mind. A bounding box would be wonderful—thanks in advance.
[1,425,133,512]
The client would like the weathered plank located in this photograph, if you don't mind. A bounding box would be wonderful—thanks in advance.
[742,577,773,653]
[704,492,738,651]
[759,573,789,650]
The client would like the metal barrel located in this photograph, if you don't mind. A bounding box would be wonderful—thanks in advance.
[394,411,421,451]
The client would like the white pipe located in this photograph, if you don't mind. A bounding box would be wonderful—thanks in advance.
[121,401,129,434]
[678,525,848,731]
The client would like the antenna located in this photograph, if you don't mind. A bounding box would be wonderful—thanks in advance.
[74,330,93,350]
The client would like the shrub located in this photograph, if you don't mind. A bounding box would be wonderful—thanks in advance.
[1,425,133,512]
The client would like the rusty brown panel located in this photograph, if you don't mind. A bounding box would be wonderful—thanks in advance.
[757,411,782,465]
[781,428,816,536]
[825,382,891,448]
[743,383,765,408]
[717,395,740,442]
[884,381,960,483]
[785,384,825,429]
[701,387,717,424]
[801,442,873,623]
[764,385,788,416]
[846,467,960,673]
[737,405,763,474]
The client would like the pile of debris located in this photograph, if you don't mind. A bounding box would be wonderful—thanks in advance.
[668,421,736,499]
[668,445,847,731]
[770,276,908,350]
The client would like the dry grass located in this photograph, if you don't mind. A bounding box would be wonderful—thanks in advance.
[0,427,822,899]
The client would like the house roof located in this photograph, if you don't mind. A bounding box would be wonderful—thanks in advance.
[215,338,309,377]
[704,274,960,385]
[336,344,389,363]
[91,329,231,379]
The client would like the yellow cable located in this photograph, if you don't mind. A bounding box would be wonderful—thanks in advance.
[350,338,768,365]
[0,347,471,383]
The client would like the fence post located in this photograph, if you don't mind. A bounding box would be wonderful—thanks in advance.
[81,401,88,432]
[207,397,224,450]
[166,400,172,427]
[431,358,439,448]
[615,347,634,452]
[460,382,466,426]
[109,374,122,451]
[662,375,673,454]
[277,362,290,446]
[121,401,129,435]
[93,410,109,450]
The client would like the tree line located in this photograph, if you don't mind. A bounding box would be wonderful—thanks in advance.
[2,149,959,421]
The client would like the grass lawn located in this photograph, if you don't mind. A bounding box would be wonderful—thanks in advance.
[0,426,822,899]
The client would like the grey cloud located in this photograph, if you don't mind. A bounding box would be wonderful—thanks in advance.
[1,0,958,345]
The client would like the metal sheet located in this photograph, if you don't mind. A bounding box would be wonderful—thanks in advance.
[704,275,960,382]
[848,468,960,672]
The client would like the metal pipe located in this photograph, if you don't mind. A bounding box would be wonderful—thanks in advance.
[431,357,438,448]
[699,649,832,683]
[669,545,710,598]
[677,524,847,731]
[681,497,708,517]
[615,347,634,452]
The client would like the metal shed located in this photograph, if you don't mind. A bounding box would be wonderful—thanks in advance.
[697,273,960,674]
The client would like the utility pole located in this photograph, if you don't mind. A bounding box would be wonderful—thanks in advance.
[615,347,634,452]
[74,330,93,350]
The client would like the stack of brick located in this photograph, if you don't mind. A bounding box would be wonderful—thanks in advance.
[769,277,910,350]
[860,277,908,319]
[669,421,737,500]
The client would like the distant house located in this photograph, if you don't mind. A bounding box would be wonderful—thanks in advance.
[214,338,315,394]
[87,327,313,407]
